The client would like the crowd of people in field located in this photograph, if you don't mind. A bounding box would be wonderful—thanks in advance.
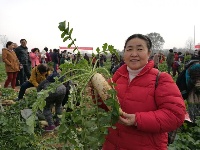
[1,36,200,149]
[152,49,200,77]
[1,39,118,132]
[1,39,111,89]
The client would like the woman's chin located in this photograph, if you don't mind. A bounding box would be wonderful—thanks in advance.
[129,66,140,70]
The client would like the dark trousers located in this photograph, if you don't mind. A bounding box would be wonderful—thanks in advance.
[43,95,65,126]
[18,81,34,99]
[53,63,58,73]
[172,67,180,77]
[4,72,18,89]
[18,64,31,85]
[167,64,173,74]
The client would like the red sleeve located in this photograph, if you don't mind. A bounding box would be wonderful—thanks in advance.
[135,72,186,133]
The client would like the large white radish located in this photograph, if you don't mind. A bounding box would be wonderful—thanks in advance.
[91,73,123,115]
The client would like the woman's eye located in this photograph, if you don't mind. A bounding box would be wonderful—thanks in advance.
[138,49,143,51]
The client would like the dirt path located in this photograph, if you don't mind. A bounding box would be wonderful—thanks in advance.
[0,81,20,91]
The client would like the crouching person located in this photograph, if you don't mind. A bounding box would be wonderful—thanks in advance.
[37,72,66,131]
[16,64,50,100]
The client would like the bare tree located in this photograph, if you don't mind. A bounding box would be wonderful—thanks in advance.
[0,35,8,47]
[177,48,186,53]
[146,32,165,53]
[185,38,194,52]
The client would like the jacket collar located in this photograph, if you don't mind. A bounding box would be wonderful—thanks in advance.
[20,45,28,49]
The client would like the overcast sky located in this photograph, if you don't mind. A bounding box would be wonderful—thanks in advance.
[0,0,200,53]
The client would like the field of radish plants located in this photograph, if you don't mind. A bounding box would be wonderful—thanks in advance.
[0,21,199,150]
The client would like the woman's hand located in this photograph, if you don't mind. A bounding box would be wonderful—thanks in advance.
[119,112,136,126]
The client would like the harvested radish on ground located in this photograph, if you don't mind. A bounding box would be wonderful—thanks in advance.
[2,100,16,105]
[40,120,48,127]
[91,73,123,115]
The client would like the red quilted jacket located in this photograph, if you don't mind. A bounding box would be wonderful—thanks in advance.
[103,60,186,150]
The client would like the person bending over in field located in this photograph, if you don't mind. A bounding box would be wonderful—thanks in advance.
[16,64,50,100]
[37,72,66,131]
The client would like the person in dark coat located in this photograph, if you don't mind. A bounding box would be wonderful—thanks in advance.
[15,39,31,85]
[37,72,66,131]
[84,53,90,64]
[44,47,52,63]
[111,60,125,75]
[51,49,59,73]
[166,49,174,75]
[185,50,200,124]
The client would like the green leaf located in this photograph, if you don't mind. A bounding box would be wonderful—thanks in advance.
[63,36,70,42]
[96,47,100,54]
[69,28,73,35]
[25,115,35,134]
[39,99,46,111]
[61,31,66,38]
[67,22,69,28]
[108,45,114,52]
[102,50,108,55]
[68,42,73,48]
[102,43,108,51]
[58,21,66,31]
[65,27,69,34]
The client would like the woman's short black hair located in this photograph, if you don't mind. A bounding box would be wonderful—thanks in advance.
[124,34,152,51]
[6,41,13,48]
[37,64,50,74]
[31,48,39,53]
[44,47,48,52]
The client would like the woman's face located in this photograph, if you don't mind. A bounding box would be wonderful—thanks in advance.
[124,38,151,70]
[8,43,14,50]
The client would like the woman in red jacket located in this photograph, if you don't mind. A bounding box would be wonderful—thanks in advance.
[102,34,186,150]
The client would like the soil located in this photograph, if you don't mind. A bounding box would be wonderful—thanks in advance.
[0,81,20,91]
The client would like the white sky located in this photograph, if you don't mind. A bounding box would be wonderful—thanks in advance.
[0,0,200,53]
